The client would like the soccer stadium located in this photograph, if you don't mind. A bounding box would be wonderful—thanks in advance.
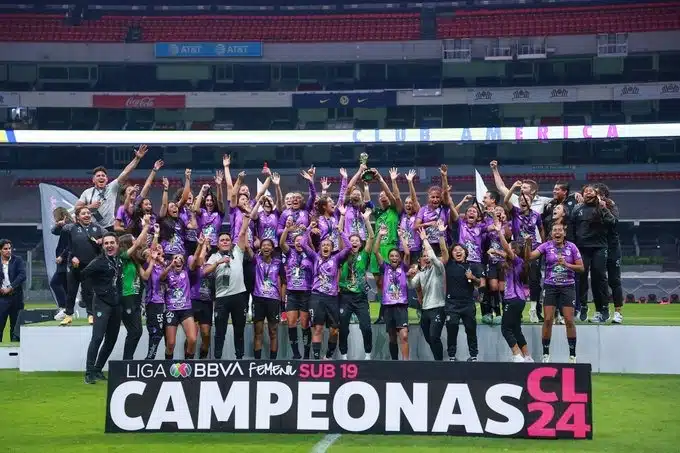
[1,0,680,451]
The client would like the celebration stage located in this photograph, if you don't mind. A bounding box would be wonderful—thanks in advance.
[15,323,680,374]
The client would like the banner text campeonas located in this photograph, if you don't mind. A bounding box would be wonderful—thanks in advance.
[106,360,593,439]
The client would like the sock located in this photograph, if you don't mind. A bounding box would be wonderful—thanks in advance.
[542,337,551,355]
[388,342,399,360]
[567,337,577,357]
[288,327,298,344]
[270,350,278,360]
[531,301,537,311]
[326,341,337,359]
[165,352,173,360]
[302,328,312,359]
[312,342,321,360]
[491,291,501,316]
[254,349,262,359]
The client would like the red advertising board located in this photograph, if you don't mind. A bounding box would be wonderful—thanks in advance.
[92,94,186,109]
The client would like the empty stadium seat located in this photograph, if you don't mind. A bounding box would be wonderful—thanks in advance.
[437,2,680,39]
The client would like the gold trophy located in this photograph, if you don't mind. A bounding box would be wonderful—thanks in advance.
[359,152,376,182]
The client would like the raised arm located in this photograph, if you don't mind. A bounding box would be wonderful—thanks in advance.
[440,164,451,205]
[115,144,148,186]
[503,180,522,210]
[345,164,367,195]
[236,210,251,251]
[159,177,169,218]
[406,169,420,212]
[272,172,283,212]
[223,154,237,208]
[140,159,163,199]
[177,168,192,209]
[279,217,293,254]
[362,208,375,253]
[373,224,387,267]
[189,236,206,271]
[456,194,473,213]
[398,228,410,264]
[255,176,272,202]
[389,168,404,214]
[496,222,515,259]
[489,160,511,197]
[337,168,348,207]
[127,214,151,257]
[192,183,211,214]
[215,170,225,214]
[300,167,317,211]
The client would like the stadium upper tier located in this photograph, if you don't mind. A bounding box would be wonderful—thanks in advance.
[0,2,678,42]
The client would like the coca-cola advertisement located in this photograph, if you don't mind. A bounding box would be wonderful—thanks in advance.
[92,94,186,109]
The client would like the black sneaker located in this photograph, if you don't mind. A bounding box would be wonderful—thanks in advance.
[93,371,107,381]
[579,305,589,322]
[448,356,457,362]
[601,309,611,323]
[292,351,302,360]
[84,373,97,385]
[467,356,478,362]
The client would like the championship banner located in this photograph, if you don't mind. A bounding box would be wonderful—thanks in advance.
[39,183,79,306]
[106,360,593,439]
[292,91,397,108]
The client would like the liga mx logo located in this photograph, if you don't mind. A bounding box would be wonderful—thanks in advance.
[169,363,193,378]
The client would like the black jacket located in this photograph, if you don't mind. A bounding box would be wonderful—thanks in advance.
[570,202,616,249]
[606,202,621,252]
[52,223,71,273]
[82,254,122,306]
[54,222,104,267]
[1,255,26,303]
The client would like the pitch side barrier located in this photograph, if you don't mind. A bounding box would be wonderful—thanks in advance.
[106,360,593,439]
[3,123,680,145]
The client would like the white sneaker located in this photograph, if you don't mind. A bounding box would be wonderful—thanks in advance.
[568,356,577,364]
[524,356,534,363]
[54,308,66,321]
[590,312,604,323]
[364,353,371,360]
[340,354,348,360]
[512,354,525,363]
[556,315,565,325]
[612,312,624,324]
[529,308,539,323]
[542,354,551,363]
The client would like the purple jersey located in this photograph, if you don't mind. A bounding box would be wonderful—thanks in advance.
[303,232,351,296]
[179,206,198,243]
[188,256,211,301]
[399,212,421,252]
[511,206,542,250]
[256,209,279,245]
[278,208,311,247]
[503,256,526,301]
[485,222,511,265]
[162,218,186,256]
[381,262,409,305]
[115,205,133,229]
[198,208,223,247]
[145,263,165,304]
[343,203,367,241]
[230,207,255,248]
[457,218,484,263]
[416,204,449,244]
[317,214,341,251]
[537,240,582,286]
[253,255,283,300]
[283,247,313,291]
[165,267,192,311]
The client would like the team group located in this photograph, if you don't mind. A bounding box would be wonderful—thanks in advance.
[48,145,622,382]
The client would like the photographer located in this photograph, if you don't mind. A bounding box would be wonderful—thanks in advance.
[76,145,148,232]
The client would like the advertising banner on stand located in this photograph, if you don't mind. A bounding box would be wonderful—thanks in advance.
[106,360,593,439]
[292,91,397,108]
[92,95,186,109]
